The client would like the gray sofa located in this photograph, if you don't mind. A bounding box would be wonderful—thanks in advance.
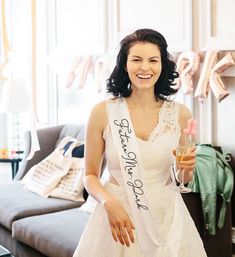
[0,124,233,257]
[0,125,90,257]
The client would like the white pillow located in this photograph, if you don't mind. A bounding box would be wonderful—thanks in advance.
[22,136,83,198]
[49,157,85,202]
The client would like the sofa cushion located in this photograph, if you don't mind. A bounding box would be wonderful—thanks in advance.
[0,182,83,230]
[56,125,85,147]
[0,225,46,257]
[12,208,90,257]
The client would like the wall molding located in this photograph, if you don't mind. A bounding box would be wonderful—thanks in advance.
[199,0,235,50]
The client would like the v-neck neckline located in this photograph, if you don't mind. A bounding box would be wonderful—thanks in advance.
[123,98,166,142]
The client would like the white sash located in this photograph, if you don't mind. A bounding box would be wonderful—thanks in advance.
[108,98,163,257]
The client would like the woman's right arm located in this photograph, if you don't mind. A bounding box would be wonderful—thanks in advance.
[84,101,135,247]
[83,101,113,205]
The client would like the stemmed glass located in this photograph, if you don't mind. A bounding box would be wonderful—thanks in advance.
[173,118,197,193]
[175,144,193,193]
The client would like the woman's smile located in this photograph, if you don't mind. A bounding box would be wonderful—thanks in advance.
[136,74,153,79]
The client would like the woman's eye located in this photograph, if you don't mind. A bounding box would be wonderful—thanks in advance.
[150,60,158,63]
[132,59,140,62]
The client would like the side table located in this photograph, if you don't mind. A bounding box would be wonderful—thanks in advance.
[0,157,22,179]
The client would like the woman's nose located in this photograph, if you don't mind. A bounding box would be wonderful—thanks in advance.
[140,61,150,70]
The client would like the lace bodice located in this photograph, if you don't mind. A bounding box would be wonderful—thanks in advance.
[103,98,181,187]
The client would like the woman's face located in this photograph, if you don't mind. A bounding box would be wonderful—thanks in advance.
[126,42,162,91]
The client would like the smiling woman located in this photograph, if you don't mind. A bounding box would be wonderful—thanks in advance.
[73,28,207,257]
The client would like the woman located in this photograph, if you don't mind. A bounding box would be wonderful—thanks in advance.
[73,29,207,257]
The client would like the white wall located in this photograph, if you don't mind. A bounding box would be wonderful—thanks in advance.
[192,0,235,155]
[0,114,7,148]
[213,78,235,156]
[1,0,235,156]
[0,80,7,147]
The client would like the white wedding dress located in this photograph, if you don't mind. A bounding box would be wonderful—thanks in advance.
[73,98,207,257]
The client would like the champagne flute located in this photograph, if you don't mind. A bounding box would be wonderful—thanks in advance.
[175,145,192,193]
[174,118,197,193]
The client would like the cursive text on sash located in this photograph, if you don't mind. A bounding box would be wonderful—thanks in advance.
[113,119,148,210]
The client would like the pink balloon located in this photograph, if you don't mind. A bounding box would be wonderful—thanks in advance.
[183,118,197,136]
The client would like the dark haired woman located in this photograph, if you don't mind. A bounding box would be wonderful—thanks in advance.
[73,29,207,257]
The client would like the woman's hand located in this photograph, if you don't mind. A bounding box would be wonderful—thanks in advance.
[103,198,135,247]
[172,146,197,183]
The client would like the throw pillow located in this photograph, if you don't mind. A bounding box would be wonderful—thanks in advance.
[49,141,85,201]
[22,136,77,197]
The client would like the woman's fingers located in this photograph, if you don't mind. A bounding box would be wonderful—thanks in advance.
[173,146,197,156]
[115,225,125,245]
[179,150,196,170]
[180,158,195,166]
[179,160,195,170]
[120,225,131,247]
[111,226,117,242]
[126,222,135,243]
[111,221,135,247]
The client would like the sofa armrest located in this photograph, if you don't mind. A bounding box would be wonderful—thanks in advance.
[14,125,64,180]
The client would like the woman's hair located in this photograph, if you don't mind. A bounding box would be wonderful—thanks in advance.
[106,28,179,100]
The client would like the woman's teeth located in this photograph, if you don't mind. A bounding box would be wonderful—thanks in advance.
[136,74,152,79]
